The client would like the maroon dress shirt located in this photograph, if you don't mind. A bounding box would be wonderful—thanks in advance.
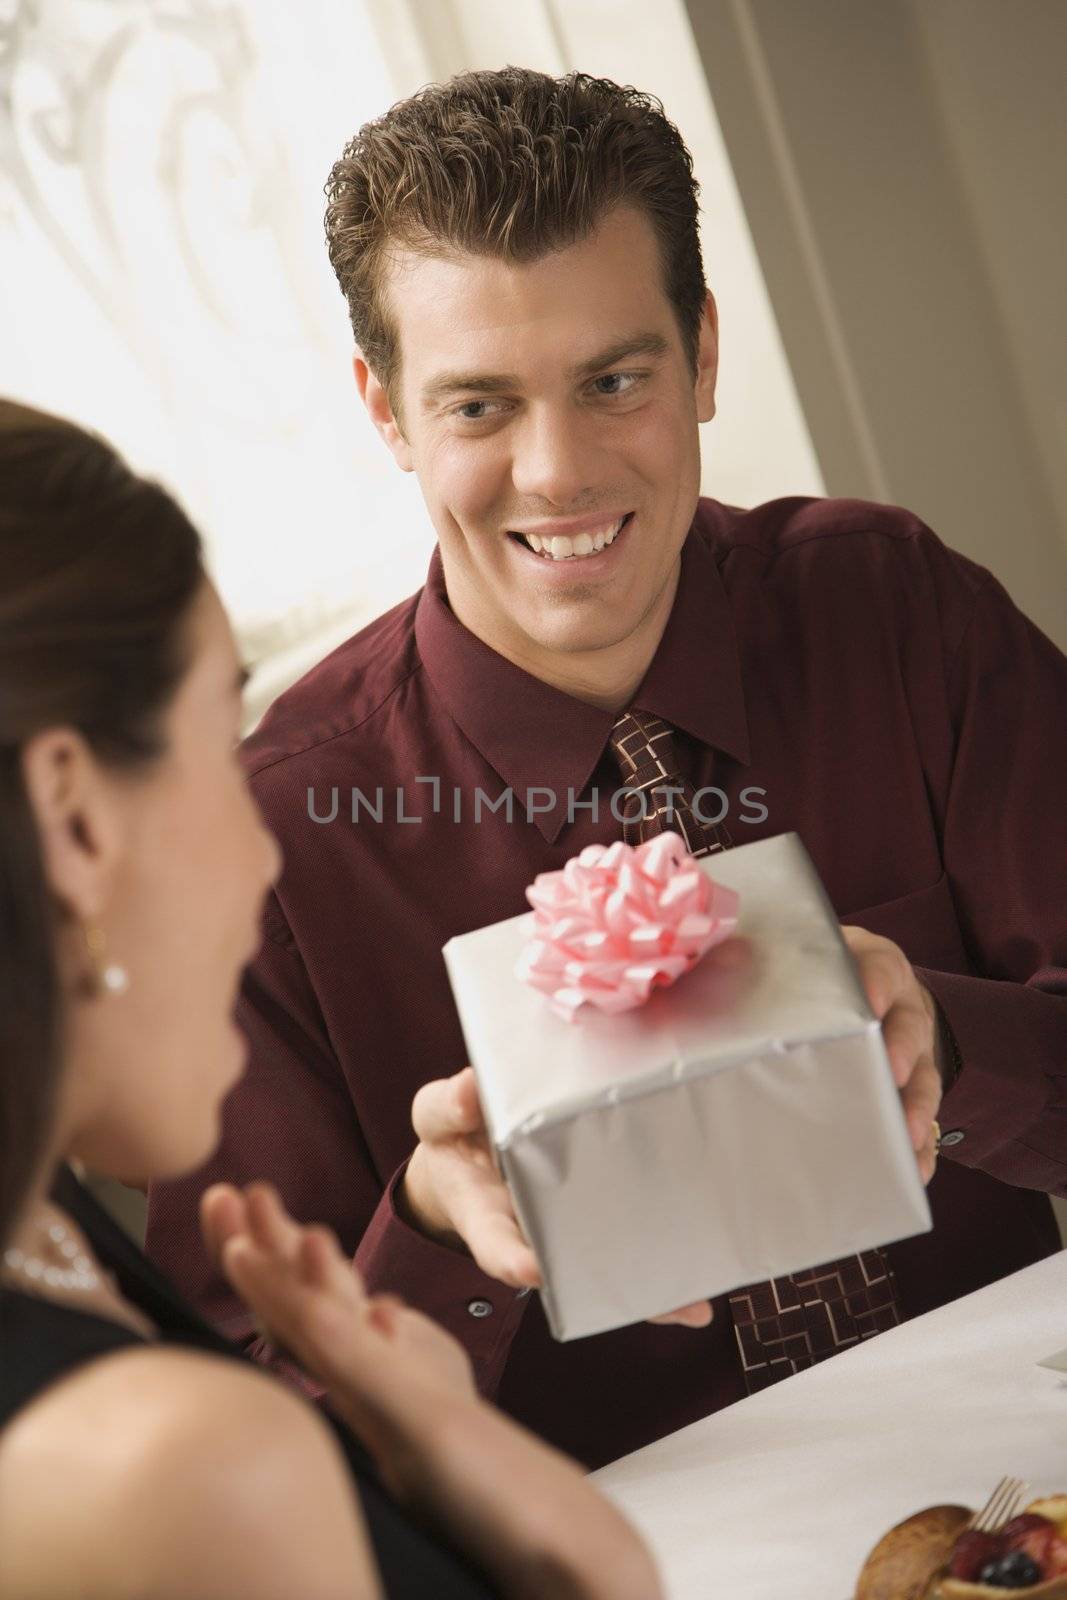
[146,497,1067,1470]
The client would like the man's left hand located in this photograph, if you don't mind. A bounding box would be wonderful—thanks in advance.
[840,925,945,1185]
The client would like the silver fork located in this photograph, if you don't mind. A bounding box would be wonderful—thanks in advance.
[969,1476,1030,1531]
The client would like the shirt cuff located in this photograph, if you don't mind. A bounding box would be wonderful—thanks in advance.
[917,965,1067,1195]
[928,989,963,1092]
[355,1162,530,1399]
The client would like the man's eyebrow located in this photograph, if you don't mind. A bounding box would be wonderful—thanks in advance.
[420,332,669,408]
[569,333,669,381]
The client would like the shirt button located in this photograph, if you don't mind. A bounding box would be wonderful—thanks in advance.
[467,1298,494,1319]
[940,1129,965,1148]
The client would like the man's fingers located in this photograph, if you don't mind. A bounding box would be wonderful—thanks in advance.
[648,1301,714,1328]
[462,1206,542,1289]
[410,1078,452,1143]
[901,1056,943,1153]
[880,999,934,1090]
[851,942,909,1020]
[412,1068,486,1144]
[451,1066,486,1129]
[916,1127,939,1186]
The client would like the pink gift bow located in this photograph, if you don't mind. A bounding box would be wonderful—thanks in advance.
[515,831,741,1021]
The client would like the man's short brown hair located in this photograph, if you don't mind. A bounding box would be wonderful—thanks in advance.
[324,66,707,423]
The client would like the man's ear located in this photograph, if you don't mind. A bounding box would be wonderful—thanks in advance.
[19,729,125,924]
[694,290,719,424]
[353,352,414,472]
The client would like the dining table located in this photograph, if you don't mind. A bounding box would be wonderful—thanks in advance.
[592,1249,1067,1599]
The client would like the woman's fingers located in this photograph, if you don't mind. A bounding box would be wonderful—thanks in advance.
[223,1214,367,1332]
[297,1225,363,1300]
[210,1187,374,1376]
[222,1233,304,1342]
[198,1183,248,1268]
[367,1294,405,1338]
[211,1183,362,1305]
[244,1182,304,1259]
[298,1227,331,1286]
[219,1234,268,1308]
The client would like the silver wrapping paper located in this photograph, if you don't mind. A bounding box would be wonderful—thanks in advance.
[443,832,932,1341]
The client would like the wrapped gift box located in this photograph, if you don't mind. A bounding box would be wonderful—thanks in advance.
[442,832,932,1340]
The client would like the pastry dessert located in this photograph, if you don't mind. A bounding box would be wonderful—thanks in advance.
[856,1496,1067,1597]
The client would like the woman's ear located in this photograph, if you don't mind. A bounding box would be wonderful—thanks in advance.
[19,728,125,922]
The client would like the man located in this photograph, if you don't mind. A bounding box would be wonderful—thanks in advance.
[147,68,1067,1470]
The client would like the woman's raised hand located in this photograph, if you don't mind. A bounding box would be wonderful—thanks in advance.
[200,1182,662,1599]
[199,1182,475,1482]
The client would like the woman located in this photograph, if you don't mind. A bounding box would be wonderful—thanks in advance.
[0,404,661,1600]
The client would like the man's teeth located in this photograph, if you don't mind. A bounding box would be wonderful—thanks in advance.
[520,517,626,559]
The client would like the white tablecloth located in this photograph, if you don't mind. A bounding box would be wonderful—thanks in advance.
[592,1251,1067,1599]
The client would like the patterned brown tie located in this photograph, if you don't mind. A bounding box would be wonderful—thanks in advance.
[608,708,902,1393]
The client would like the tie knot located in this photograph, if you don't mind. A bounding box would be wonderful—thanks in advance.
[608,709,681,791]
[607,708,731,857]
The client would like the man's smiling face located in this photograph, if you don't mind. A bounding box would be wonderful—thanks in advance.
[360,204,718,683]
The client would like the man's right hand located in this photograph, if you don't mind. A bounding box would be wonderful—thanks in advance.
[400,1066,713,1328]
[401,1067,542,1290]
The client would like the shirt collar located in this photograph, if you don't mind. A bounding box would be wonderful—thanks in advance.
[632,517,750,765]
[414,511,750,844]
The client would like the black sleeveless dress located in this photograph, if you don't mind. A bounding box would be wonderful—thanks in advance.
[0,1167,496,1599]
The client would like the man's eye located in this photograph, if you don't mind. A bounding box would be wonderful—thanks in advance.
[455,399,501,421]
[592,372,641,397]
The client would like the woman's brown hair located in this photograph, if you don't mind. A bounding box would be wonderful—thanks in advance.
[0,403,204,1245]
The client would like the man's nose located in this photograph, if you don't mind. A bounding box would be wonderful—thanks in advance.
[509,405,598,507]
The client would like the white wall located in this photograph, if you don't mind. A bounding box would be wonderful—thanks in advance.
[0,0,425,653]
[913,0,1067,567]
[684,0,1067,649]
[2,0,821,723]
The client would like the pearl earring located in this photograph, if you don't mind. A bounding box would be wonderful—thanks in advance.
[84,923,129,996]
